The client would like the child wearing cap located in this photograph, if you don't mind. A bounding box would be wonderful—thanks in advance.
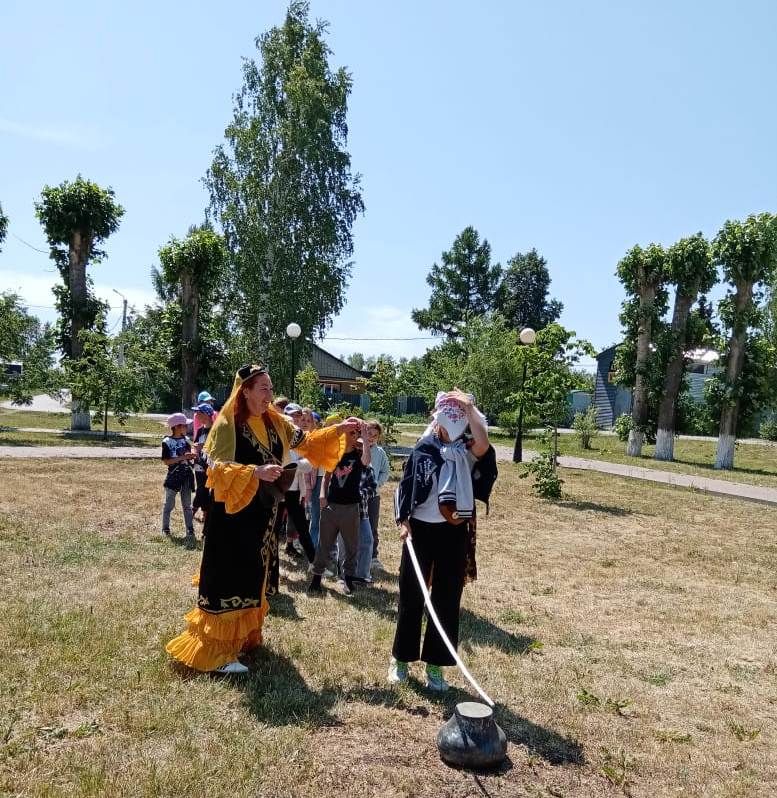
[191,403,215,528]
[161,413,197,547]
[308,420,371,597]
[193,390,216,439]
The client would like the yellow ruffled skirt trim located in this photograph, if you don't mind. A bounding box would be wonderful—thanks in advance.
[165,603,268,672]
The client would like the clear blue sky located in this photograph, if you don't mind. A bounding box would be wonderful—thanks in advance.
[2,0,776,368]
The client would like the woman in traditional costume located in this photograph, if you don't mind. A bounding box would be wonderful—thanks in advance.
[166,364,357,674]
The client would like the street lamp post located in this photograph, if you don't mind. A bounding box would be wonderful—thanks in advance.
[512,327,536,463]
[286,322,302,400]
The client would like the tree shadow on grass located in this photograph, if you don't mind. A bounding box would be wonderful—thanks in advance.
[239,645,340,727]
[319,581,539,658]
[670,456,777,480]
[554,499,632,517]
[459,609,539,656]
[266,590,303,621]
[234,649,582,767]
[407,681,585,767]
[167,535,202,550]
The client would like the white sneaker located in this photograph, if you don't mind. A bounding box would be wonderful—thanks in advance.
[371,558,385,572]
[323,567,338,579]
[214,660,249,675]
[388,658,409,683]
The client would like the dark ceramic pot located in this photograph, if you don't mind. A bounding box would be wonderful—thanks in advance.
[437,701,507,769]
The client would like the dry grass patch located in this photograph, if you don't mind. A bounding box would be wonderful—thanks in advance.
[0,459,775,797]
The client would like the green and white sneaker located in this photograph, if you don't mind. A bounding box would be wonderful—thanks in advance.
[388,658,409,684]
[425,664,449,692]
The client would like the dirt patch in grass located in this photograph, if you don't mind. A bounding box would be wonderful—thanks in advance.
[1,459,775,796]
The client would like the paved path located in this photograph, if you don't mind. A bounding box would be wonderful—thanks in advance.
[0,445,156,459]
[396,424,776,448]
[489,444,777,505]
[7,427,160,438]
[2,436,776,506]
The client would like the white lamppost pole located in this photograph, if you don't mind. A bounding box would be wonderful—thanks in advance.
[286,322,302,400]
[512,327,536,463]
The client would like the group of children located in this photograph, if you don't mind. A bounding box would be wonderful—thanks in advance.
[160,391,391,593]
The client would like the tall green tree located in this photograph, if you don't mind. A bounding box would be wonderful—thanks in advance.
[66,324,166,440]
[496,248,563,332]
[155,225,227,409]
[363,356,402,443]
[0,202,8,251]
[0,292,59,404]
[35,176,124,430]
[421,315,521,419]
[615,243,668,457]
[412,226,502,337]
[295,362,325,409]
[206,1,363,386]
[513,323,595,430]
[712,213,777,469]
[654,234,718,461]
[344,352,365,371]
[418,314,592,425]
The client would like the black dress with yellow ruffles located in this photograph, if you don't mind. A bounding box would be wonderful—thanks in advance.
[166,412,343,672]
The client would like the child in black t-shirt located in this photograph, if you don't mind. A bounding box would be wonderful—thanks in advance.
[190,402,215,528]
[161,412,197,547]
[307,421,371,596]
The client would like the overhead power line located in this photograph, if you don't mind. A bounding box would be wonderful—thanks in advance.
[9,302,125,310]
[10,232,50,254]
[320,335,438,341]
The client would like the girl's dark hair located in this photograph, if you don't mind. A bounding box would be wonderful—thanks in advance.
[234,373,263,428]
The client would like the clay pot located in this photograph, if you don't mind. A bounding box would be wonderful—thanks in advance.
[437,701,507,769]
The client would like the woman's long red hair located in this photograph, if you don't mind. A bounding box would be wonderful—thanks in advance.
[234,373,262,428]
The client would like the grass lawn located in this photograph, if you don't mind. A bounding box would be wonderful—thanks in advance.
[1,460,775,797]
[395,429,777,489]
[529,433,777,490]
[0,407,166,434]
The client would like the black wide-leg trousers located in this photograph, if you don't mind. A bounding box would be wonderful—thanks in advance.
[392,518,468,666]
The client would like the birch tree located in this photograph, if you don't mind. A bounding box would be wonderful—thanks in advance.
[206,1,363,383]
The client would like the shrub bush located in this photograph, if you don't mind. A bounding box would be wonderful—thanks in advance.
[676,393,717,436]
[324,400,364,420]
[572,406,598,449]
[613,413,632,442]
[759,417,777,441]
[496,410,517,438]
[520,450,563,499]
